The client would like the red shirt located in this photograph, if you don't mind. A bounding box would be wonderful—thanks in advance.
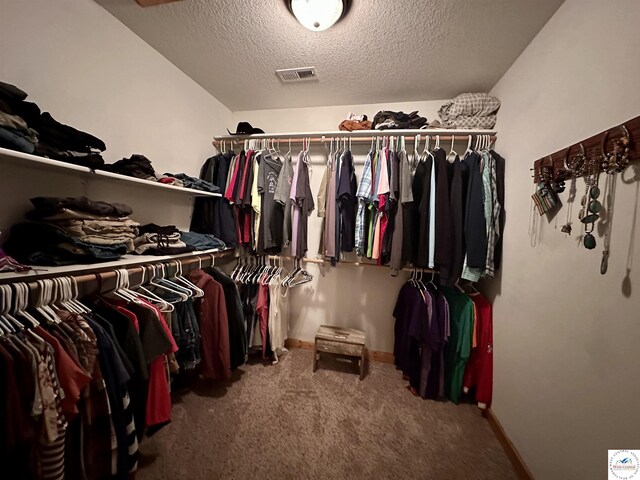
[188,270,232,380]
[462,293,493,409]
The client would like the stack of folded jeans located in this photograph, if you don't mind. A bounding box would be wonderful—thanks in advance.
[0,81,107,167]
[162,173,220,192]
[180,231,226,251]
[134,224,194,255]
[3,196,139,266]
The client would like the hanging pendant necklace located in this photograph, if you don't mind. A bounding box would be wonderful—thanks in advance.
[561,147,581,235]
[581,155,600,250]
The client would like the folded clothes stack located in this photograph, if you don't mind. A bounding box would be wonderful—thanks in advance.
[436,93,501,129]
[162,173,220,192]
[0,81,106,168]
[180,231,226,251]
[371,110,428,130]
[4,196,138,266]
[134,224,193,255]
[338,112,372,131]
[101,154,158,181]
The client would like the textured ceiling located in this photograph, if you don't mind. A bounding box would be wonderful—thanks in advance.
[96,0,564,111]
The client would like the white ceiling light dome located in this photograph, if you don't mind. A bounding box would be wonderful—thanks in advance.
[287,0,350,32]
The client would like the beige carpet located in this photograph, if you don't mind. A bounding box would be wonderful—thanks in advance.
[138,349,517,480]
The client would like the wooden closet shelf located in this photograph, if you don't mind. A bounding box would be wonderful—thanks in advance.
[0,248,235,284]
[0,147,222,198]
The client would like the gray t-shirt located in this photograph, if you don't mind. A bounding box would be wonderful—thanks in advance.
[274,156,293,245]
[258,152,283,251]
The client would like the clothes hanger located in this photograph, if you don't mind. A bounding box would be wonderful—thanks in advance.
[133,266,175,312]
[408,268,417,288]
[156,264,192,298]
[287,260,313,287]
[464,135,473,157]
[0,284,18,334]
[11,282,39,328]
[66,276,91,314]
[148,264,189,301]
[50,277,78,314]
[448,134,457,156]
[0,285,20,333]
[37,279,63,324]
[171,260,204,298]
[427,270,438,291]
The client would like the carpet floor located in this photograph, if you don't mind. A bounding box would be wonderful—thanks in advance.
[137,349,517,480]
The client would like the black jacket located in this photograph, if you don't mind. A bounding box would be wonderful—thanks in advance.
[190,152,238,247]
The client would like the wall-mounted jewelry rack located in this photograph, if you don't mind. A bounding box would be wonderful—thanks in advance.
[532,115,640,183]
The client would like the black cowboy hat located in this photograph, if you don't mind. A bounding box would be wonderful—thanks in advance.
[227,122,265,135]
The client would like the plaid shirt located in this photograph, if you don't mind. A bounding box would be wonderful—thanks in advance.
[438,93,500,129]
[355,150,374,256]
[484,151,501,277]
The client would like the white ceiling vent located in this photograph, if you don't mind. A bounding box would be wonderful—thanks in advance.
[276,67,318,82]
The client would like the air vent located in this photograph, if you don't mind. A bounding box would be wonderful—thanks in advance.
[276,67,318,82]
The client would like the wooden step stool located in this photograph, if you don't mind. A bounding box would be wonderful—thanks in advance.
[313,325,366,380]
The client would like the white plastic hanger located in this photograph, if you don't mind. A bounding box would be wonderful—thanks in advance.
[173,260,204,298]
[0,285,17,334]
[150,265,189,301]
[37,279,62,324]
[13,282,39,328]
[133,266,175,311]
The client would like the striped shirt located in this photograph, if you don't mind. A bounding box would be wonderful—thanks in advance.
[355,150,374,255]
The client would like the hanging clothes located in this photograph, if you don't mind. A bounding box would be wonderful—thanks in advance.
[337,149,357,252]
[317,156,329,255]
[267,280,290,363]
[274,155,294,248]
[324,149,338,260]
[441,287,475,404]
[434,148,455,284]
[190,151,238,247]
[257,151,284,254]
[355,148,374,256]
[462,292,493,409]
[393,280,450,399]
[290,149,315,259]
[187,269,232,380]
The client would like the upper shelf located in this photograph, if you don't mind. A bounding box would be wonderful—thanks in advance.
[213,128,497,142]
[0,147,222,198]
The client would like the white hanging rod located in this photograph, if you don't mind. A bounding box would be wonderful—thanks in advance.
[212,128,496,143]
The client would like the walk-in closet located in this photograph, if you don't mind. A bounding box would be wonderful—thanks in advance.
[1,1,638,479]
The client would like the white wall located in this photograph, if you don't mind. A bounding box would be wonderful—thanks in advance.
[0,0,231,234]
[233,99,452,353]
[487,1,640,479]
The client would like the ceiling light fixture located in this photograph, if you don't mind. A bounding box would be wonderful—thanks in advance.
[286,0,351,32]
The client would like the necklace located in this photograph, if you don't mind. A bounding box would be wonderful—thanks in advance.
[600,172,618,274]
[580,155,601,250]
